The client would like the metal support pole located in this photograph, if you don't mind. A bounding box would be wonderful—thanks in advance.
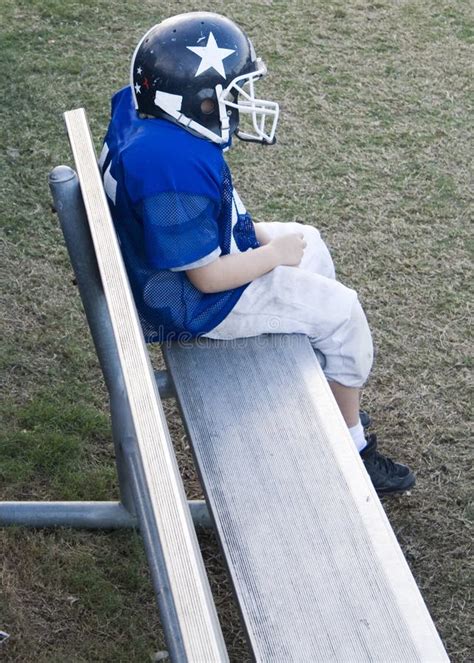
[154,370,176,399]
[0,500,211,529]
[49,166,125,395]
[49,166,132,512]
[120,436,188,659]
[49,167,178,514]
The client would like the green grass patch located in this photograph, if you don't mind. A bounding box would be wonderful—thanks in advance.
[0,396,115,500]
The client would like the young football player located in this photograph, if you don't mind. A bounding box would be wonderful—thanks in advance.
[101,11,415,495]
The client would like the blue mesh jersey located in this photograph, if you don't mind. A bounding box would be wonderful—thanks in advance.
[100,86,259,342]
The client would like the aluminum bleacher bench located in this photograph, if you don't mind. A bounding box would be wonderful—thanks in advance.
[0,108,449,662]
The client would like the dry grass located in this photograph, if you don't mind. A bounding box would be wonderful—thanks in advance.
[1,0,472,661]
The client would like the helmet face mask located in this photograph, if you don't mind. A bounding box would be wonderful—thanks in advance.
[130,12,279,145]
[219,62,279,144]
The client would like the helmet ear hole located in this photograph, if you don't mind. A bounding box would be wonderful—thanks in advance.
[200,99,215,115]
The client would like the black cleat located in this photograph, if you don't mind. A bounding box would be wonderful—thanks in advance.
[361,434,416,495]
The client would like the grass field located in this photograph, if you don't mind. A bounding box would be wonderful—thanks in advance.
[1,0,472,661]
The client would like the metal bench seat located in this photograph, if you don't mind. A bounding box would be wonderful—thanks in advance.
[165,336,447,662]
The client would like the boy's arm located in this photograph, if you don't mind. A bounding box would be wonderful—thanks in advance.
[253,222,271,245]
[186,233,306,294]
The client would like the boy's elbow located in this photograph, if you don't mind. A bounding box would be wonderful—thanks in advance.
[186,264,221,294]
[192,280,216,294]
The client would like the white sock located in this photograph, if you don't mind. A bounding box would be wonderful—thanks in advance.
[349,420,367,452]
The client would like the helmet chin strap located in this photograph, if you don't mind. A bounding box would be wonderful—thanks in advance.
[174,112,223,144]
[154,84,230,145]
[215,84,230,144]
[235,129,276,145]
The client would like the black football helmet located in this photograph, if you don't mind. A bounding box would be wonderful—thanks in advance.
[131,12,279,145]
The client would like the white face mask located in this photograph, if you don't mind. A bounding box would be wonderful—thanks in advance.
[218,60,280,145]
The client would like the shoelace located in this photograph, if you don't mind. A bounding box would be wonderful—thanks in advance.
[372,449,397,472]
[364,435,398,472]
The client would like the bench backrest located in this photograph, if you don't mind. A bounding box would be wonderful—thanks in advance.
[62,107,228,662]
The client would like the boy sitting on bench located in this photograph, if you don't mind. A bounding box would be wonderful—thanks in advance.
[100,11,415,495]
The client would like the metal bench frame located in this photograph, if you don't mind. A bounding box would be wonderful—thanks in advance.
[0,108,449,662]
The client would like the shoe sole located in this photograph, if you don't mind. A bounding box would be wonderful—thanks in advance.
[376,476,416,496]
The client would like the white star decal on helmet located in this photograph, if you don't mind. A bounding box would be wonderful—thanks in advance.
[187,32,235,79]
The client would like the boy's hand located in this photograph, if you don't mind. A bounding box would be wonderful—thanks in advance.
[187,232,306,293]
[270,233,307,266]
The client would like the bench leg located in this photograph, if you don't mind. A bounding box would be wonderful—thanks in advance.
[0,500,211,529]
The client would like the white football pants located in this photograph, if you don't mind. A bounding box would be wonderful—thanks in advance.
[204,222,373,388]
